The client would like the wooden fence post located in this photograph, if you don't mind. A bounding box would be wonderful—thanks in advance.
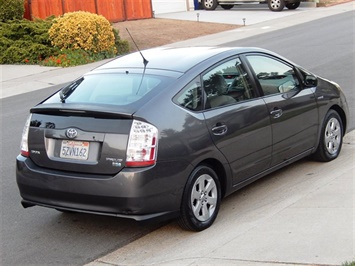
[61,0,65,14]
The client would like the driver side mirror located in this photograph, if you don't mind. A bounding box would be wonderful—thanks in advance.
[304,75,318,87]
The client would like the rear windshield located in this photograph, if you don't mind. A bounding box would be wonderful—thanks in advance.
[44,73,174,106]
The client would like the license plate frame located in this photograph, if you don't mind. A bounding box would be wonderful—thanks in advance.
[60,140,90,160]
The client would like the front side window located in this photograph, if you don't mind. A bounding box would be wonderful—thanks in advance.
[247,55,300,96]
[203,58,255,109]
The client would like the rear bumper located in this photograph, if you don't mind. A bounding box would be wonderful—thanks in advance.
[16,155,189,221]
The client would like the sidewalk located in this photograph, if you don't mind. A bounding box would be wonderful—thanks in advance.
[156,2,317,25]
[0,60,110,99]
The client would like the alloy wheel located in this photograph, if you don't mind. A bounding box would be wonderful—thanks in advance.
[190,173,218,222]
[268,0,285,11]
[324,117,341,155]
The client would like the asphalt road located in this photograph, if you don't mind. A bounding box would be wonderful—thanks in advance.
[1,10,354,266]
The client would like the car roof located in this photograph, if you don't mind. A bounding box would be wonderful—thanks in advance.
[95,46,265,73]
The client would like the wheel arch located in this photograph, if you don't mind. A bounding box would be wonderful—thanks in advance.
[330,105,347,135]
[197,158,229,199]
[312,106,345,161]
[315,104,347,152]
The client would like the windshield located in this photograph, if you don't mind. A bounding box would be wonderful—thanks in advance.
[44,73,174,106]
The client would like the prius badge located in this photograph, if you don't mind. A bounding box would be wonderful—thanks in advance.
[65,128,78,139]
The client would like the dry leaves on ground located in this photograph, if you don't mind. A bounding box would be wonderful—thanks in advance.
[113,18,240,51]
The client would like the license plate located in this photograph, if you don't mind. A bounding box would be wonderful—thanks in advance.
[60,140,89,160]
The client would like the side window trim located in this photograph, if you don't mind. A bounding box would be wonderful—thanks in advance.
[239,54,262,98]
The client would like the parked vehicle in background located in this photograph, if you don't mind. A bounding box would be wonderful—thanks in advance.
[17,46,349,231]
[200,0,301,11]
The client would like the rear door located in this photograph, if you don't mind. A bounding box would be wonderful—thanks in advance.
[245,54,318,166]
[202,57,272,185]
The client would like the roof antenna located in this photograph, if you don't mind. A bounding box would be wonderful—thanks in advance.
[126,28,148,66]
[126,28,148,95]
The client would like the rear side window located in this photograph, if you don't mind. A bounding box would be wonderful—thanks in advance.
[44,73,173,106]
[173,77,203,111]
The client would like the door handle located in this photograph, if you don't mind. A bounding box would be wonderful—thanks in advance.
[270,108,283,118]
[212,123,228,136]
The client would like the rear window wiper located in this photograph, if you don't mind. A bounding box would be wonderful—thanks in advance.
[60,78,84,103]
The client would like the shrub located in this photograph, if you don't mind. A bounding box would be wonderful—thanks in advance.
[41,49,114,67]
[0,0,24,22]
[0,18,53,44]
[113,28,130,55]
[49,11,116,54]
[0,19,56,64]
[0,12,128,66]
[0,40,54,64]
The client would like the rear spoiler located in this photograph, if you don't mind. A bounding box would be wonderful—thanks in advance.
[30,103,134,119]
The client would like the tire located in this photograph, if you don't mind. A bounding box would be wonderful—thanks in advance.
[221,4,234,9]
[177,165,221,231]
[286,2,300,9]
[202,0,218,10]
[312,110,343,162]
[268,0,285,11]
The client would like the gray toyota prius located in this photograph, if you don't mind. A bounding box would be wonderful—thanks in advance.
[16,47,349,231]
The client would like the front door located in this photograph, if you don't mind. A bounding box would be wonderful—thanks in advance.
[245,54,318,166]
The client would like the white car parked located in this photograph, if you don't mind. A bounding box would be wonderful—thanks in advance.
[200,0,301,11]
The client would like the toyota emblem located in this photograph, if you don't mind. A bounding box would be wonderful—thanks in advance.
[65,128,78,139]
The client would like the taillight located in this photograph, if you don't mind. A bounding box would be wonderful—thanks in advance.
[20,115,31,157]
[126,120,158,167]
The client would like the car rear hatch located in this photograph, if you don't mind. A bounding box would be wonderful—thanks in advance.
[22,70,170,174]
[27,104,134,175]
